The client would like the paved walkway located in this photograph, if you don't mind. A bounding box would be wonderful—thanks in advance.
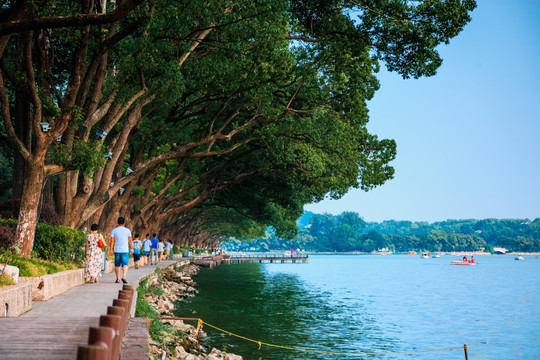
[22,259,183,318]
[0,258,188,359]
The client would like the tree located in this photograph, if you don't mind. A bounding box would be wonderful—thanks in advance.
[0,0,148,256]
[336,212,365,231]
[1,0,478,254]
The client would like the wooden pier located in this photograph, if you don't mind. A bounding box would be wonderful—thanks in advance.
[192,254,308,267]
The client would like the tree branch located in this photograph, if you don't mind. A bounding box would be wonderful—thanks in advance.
[0,0,146,36]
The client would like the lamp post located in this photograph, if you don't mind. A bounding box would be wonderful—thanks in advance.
[96,128,108,139]
[40,122,52,132]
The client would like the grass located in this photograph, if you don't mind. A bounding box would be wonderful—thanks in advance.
[136,277,187,359]
[0,272,15,287]
[136,278,172,343]
[0,252,77,278]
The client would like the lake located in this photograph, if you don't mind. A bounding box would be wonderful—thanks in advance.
[175,255,540,359]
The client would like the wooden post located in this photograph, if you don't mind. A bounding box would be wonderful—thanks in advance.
[121,285,135,300]
[88,327,114,360]
[77,344,108,360]
[107,305,126,339]
[112,299,130,334]
[464,344,469,360]
[99,315,122,360]
[118,290,133,313]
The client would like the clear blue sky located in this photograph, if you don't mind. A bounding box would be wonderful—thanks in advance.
[305,0,540,223]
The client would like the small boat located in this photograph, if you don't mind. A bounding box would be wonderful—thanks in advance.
[432,254,441,258]
[515,256,524,261]
[420,252,430,259]
[451,260,478,266]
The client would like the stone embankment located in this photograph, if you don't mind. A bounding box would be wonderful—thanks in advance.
[143,264,242,360]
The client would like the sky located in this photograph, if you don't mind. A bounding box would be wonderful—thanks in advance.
[305,0,540,223]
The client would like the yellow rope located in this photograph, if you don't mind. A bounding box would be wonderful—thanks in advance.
[201,320,463,356]
[468,347,489,360]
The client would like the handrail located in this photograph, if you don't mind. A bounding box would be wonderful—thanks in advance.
[228,254,308,258]
[76,284,135,360]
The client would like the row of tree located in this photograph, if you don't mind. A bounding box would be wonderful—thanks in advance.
[0,0,476,257]
[222,212,540,252]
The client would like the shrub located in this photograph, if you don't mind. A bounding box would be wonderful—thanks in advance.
[0,219,85,264]
[33,223,86,265]
[0,225,16,251]
[0,198,60,225]
[0,272,15,287]
[0,218,17,227]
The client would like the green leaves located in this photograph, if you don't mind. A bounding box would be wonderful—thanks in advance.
[50,139,106,176]
[0,0,476,246]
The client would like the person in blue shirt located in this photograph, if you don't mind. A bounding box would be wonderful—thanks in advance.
[165,240,172,260]
[150,233,159,265]
[109,217,133,284]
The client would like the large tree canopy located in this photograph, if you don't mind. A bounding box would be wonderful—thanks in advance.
[0,0,476,255]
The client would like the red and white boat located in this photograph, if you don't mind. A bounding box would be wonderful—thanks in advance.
[451,260,478,266]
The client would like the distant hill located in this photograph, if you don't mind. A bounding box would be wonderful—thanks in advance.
[223,212,540,253]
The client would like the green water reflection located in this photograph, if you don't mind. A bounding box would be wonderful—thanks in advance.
[175,262,396,359]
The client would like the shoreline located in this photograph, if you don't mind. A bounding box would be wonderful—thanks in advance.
[229,251,540,256]
[139,263,242,360]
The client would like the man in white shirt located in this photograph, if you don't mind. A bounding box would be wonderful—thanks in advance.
[109,217,133,284]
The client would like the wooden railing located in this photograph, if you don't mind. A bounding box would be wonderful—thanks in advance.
[229,254,307,259]
[76,284,134,360]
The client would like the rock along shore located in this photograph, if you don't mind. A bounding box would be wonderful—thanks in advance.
[143,263,242,360]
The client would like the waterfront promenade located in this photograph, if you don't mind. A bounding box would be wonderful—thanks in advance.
[0,258,184,359]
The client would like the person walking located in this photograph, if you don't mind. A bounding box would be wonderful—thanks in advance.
[157,238,165,262]
[150,233,159,265]
[165,240,172,260]
[142,234,151,265]
[132,234,142,269]
[109,217,133,284]
[85,224,103,283]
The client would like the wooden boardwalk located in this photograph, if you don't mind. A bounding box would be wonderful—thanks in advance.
[192,254,308,267]
[0,316,149,359]
[0,317,98,359]
[228,254,309,264]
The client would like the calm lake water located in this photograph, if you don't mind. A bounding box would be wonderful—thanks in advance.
[176,255,540,359]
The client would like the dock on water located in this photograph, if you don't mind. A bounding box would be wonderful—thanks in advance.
[192,254,309,267]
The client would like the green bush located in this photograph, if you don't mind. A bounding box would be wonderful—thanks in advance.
[0,219,85,264]
[0,218,17,227]
[33,223,86,265]
[0,272,15,287]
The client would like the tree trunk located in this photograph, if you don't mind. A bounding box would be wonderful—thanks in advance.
[16,159,44,257]
[12,34,32,199]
